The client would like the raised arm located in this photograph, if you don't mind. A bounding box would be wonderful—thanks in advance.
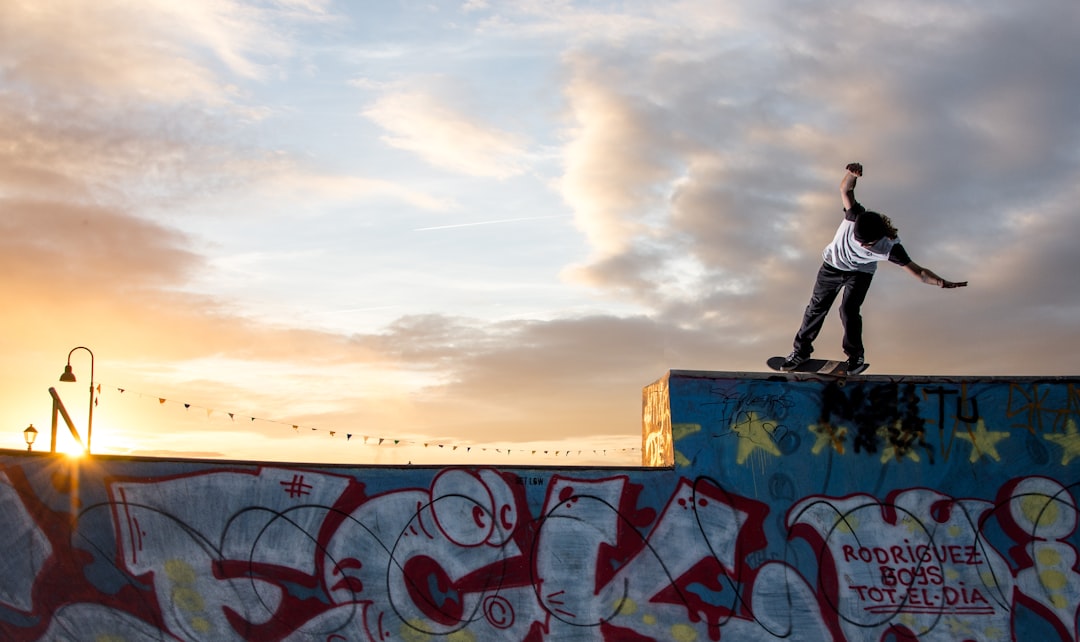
[903,261,968,288]
[841,162,863,211]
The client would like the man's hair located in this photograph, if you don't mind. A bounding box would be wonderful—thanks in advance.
[854,211,898,243]
[881,214,898,239]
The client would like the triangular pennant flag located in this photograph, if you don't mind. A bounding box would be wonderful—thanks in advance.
[228,413,235,420]
[394,440,399,445]
[118,388,125,394]
[159,398,166,405]
[292,425,298,432]
[378,438,384,445]
[347,434,352,441]
[330,431,335,437]
[184,403,190,409]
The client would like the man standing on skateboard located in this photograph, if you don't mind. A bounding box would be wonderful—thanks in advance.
[780,162,967,374]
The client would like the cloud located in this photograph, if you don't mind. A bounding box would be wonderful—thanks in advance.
[0,0,326,104]
[0,195,379,366]
[555,46,824,320]
[347,313,712,442]
[469,1,747,44]
[256,166,457,212]
[0,199,198,289]
[0,98,263,210]
[0,0,340,210]
[558,55,676,257]
[363,89,530,178]
[461,0,490,13]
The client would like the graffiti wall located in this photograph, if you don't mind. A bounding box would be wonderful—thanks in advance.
[1,370,1078,641]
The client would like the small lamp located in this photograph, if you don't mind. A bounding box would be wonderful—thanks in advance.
[24,424,38,452]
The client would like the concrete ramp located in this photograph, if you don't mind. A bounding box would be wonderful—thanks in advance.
[1,369,1078,641]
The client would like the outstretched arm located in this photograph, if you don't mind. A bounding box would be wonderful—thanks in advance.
[841,162,863,210]
[903,261,968,288]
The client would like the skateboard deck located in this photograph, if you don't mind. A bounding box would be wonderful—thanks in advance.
[766,356,868,376]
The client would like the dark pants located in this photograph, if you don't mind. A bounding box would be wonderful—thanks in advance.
[793,263,874,359]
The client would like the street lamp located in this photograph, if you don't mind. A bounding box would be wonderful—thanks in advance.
[59,346,95,454]
[24,424,38,452]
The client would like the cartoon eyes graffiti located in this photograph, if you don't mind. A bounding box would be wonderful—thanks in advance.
[430,468,518,547]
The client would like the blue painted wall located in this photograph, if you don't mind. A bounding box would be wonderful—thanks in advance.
[1,370,1078,641]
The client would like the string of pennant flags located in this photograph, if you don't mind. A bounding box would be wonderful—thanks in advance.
[89,382,640,459]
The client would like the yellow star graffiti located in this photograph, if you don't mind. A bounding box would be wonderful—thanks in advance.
[881,444,921,464]
[1044,418,1080,466]
[900,515,922,536]
[731,411,782,465]
[955,419,1011,463]
[880,425,921,464]
[672,423,702,440]
[809,422,848,455]
[671,423,702,468]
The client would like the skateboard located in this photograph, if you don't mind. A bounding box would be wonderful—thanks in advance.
[766,356,869,376]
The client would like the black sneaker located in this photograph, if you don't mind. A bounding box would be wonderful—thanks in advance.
[780,351,809,371]
[846,355,868,375]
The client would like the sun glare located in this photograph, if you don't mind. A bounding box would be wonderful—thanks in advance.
[61,446,87,459]
[51,430,89,458]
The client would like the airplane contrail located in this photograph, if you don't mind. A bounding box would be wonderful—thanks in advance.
[414,214,569,231]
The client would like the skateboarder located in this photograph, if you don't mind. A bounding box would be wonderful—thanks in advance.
[780,163,967,374]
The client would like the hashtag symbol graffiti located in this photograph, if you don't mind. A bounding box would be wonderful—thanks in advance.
[279,474,313,498]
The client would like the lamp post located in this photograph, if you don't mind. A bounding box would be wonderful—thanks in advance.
[59,346,95,454]
[24,424,38,452]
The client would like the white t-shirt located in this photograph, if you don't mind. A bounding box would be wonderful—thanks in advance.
[821,207,909,274]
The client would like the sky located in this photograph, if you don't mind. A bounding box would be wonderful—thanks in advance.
[2,0,1078,466]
